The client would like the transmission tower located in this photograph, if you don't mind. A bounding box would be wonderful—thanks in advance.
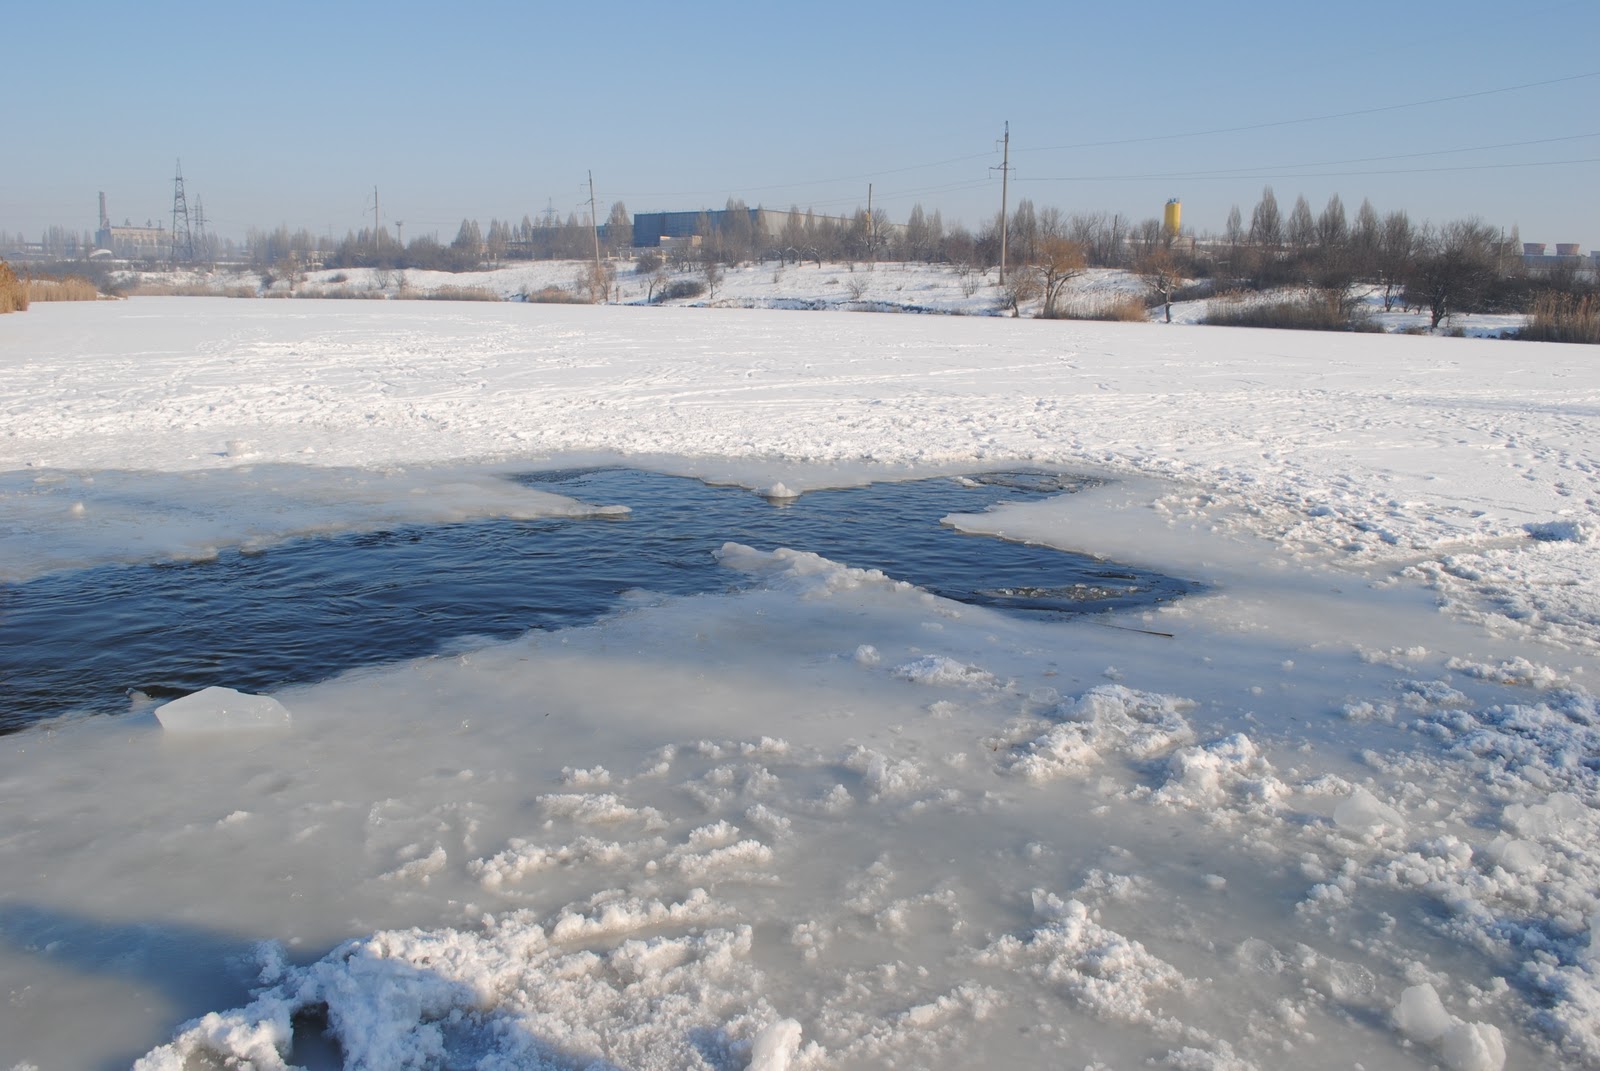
[170,159,194,267]
[192,195,209,266]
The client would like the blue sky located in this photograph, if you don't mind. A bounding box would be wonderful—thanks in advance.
[7,0,1597,247]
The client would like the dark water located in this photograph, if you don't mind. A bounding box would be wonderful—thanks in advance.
[0,469,1197,733]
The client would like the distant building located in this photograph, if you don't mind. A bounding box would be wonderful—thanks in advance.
[94,192,167,261]
[631,208,783,248]
[1520,240,1597,273]
[631,207,901,249]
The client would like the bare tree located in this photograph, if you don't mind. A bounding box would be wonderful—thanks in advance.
[1068,211,1130,268]
[1287,196,1315,254]
[1000,268,1041,317]
[1009,199,1039,267]
[1249,186,1282,248]
[1407,219,1499,330]
[719,198,757,264]
[1377,210,1416,311]
[576,259,614,303]
[1224,205,1245,247]
[903,203,933,262]
[1315,194,1347,252]
[645,263,669,303]
[1351,199,1381,280]
[605,201,631,255]
[1130,218,1165,263]
[780,206,807,258]
[1139,249,1181,323]
[1034,237,1088,318]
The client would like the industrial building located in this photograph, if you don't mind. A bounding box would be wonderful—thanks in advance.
[631,207,899,249]
[94,193,168,261]
[1521,241,1600,271]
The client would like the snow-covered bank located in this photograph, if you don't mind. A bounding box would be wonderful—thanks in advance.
[3,298,1600,1069]
[119,259,1527,336]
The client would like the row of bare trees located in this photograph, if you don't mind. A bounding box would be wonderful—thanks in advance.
[232,182,1594,326]
[1210,186,1589,328]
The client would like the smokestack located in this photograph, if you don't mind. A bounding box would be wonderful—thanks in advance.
[99,191,109,232]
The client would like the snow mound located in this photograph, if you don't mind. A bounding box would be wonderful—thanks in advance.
[1525,520,1588,543]
[748,1018,803,1071]
[976,891,1188,1031]
[892,655,995,688]
[136,908,763,1071]
[1393,984,1506,1071]
[1154,734,1287,813]
[1006,684,1196,783]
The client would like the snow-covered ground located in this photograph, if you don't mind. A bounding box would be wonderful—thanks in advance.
[123,258,1526,336]
[2,296,1596,1070]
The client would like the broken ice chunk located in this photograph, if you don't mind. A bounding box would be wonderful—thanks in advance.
[1333,786,1403,835]
[155,686,291,733]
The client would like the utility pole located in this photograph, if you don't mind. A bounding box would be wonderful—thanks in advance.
[373,186,381,238]
[588,170,605,302]
[990,122,1011,285]
[868,183,878,267]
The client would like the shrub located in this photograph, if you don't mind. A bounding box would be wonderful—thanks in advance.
[0,260,26,313]
[1519,292,1600,345]
[653,280,705,303]
[1170,279,1217,304]
[634,253,663,274]
[1202,290,1380,333]
[521,286,582,304]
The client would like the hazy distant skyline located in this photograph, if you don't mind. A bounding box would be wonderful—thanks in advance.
[7,0,1597,248]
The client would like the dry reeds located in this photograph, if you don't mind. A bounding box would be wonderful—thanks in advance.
[1203,290,1380,333]
[420,285,502,302]
[0,260,29,313]
[1521,292,1600,345]
[295,287,385,300]
[25,275,100,302]
[125,280,231,297]
[521,285,583,304]
[1054,294,1149,322]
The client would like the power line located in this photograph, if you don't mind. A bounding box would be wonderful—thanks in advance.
[1024,157,1600,184]
[1020,133,1600,182]
[609,71,1598,216]
[1018,70,1600,155]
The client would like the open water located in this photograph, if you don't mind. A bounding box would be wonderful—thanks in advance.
[0,469,1197,733]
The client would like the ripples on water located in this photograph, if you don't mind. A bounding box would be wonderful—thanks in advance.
[0,469,1197,732]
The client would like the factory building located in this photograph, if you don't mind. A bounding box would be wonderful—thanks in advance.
[631,207,899,249]
[1522,241,1600,271]
[94,192,168,261]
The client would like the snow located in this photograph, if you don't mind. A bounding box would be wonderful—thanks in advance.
[2,290,1599,1069]
[1394,983,1508,1071]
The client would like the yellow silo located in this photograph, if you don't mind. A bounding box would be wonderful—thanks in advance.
[1163,198,1182,235]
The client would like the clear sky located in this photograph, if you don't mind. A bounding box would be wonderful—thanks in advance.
[6,0,1597,248]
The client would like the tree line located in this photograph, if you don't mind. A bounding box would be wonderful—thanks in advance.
[12,180,1589,328]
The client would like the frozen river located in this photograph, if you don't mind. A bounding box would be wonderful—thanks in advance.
[4,298,1600,1070]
